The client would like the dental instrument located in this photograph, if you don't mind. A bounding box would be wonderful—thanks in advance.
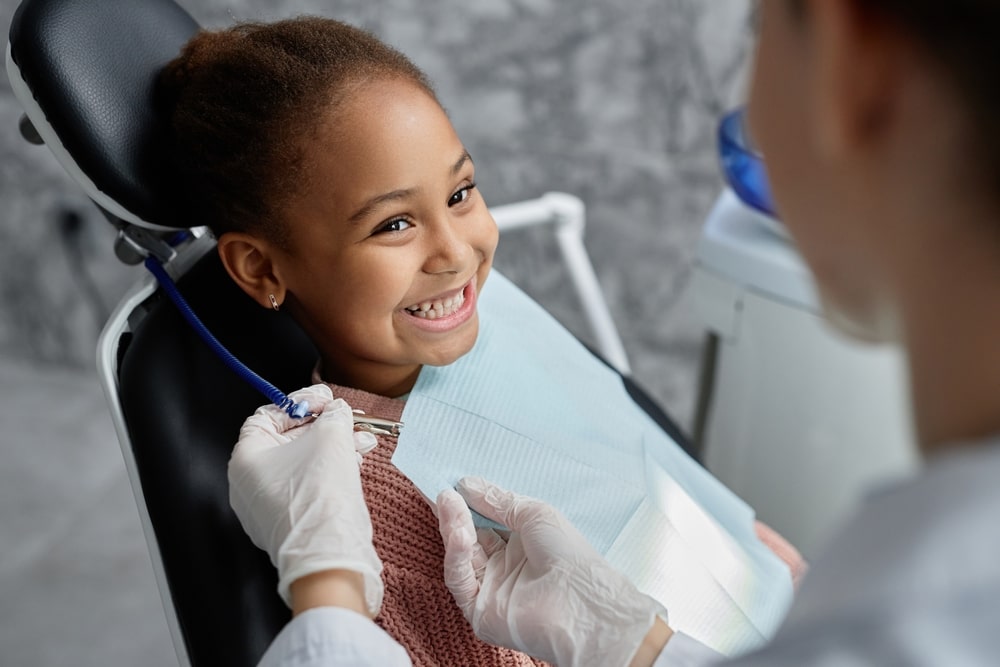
[144,250,403,434]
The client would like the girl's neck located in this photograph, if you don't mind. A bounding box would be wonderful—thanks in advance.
[319,359,422,399]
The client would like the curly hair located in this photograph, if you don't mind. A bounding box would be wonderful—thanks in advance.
[156,16,437,246]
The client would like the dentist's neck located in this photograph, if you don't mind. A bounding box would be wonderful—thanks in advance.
[896,205,1000,456]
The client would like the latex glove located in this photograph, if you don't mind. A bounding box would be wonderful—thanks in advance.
[437,477,667,667]
[229,384,382,615]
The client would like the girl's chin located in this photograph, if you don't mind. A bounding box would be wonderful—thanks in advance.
[417,322,479,368]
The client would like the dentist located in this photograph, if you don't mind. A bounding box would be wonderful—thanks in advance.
[229,0,1000,664]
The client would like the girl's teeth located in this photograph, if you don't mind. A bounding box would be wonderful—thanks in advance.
[406,290,465,319]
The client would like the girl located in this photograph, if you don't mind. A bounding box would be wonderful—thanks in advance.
[160,16,803,666]
[158,16,523,666]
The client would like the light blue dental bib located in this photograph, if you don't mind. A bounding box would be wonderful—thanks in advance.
[394,271,793,655]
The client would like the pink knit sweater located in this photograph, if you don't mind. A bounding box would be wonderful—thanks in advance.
[321,381,548,667]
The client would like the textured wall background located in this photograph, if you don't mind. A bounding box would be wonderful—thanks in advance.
[1,0,753,428]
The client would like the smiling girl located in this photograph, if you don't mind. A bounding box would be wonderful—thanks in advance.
[157,16,535,666]
[158,15,803,666]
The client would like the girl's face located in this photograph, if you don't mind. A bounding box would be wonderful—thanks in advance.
[270,78,498,396]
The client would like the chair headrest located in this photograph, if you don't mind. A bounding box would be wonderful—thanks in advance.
[7,0,198,230]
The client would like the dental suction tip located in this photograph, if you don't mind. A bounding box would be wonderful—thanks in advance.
[288,401,312,419]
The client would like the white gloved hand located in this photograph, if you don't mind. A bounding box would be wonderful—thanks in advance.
[228,384,382,615]
[437,477,667,667]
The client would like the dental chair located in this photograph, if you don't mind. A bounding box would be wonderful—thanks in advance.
[7,0,690,664]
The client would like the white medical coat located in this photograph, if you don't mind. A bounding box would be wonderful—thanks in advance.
[260,441,1000,667]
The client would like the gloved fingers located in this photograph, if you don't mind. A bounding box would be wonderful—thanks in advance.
[437,489,477,546]
[237,384,337,450]
[305,395,377,456]
[442,527,483,618]
[229,425,279,492]
[353,430,378,456]
[234,397,359,481]
[310,396,354,423]
[437,489,483,617]
[226,465,264,551]
[236,412,293,453]
[287,383,337,413]
[436,490,490,575]
[305,403,375,470]
[476,527,508,559]
[456,476,549,532]
[265,384,337,430]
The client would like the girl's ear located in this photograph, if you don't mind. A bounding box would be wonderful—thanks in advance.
[216,232,287,310]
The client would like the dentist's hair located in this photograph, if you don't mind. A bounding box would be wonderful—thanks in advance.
[790,0,1000,192]
[855,2,998,127]
[156,16,437,246]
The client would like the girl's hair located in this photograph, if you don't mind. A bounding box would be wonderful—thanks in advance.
[156,16,437,245]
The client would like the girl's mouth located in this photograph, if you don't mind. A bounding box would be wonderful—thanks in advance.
[401,276,478,332]
[405,288,466,319]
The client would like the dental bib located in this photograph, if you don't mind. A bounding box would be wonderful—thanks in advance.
[394,271,793,656]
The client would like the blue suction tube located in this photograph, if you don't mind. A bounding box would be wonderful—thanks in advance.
[143,254,312,419]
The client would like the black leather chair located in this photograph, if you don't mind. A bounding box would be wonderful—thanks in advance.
[116,252,315,666]
[8,1,302,664]
[7,1,694,664]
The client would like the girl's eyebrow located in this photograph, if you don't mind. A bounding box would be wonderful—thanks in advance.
[347,149,474,224]
[451,149,473,175]
[347,187,416,224]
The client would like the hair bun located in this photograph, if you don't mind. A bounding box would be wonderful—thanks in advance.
[155,30,228,112]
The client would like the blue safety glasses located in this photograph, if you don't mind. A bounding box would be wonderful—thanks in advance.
[718,107,777,218]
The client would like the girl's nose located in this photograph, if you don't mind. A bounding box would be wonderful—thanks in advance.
[422,218,472,275]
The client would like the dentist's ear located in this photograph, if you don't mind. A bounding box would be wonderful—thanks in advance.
[809,0,906,159]
[217,232,287,311]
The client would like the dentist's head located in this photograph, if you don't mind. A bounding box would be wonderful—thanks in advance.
[748,0,1000,449]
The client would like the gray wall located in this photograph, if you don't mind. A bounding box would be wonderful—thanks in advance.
[1,0,753,428]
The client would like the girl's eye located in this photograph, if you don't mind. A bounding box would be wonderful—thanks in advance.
[449,182,477,207]
[376,218,412,234]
